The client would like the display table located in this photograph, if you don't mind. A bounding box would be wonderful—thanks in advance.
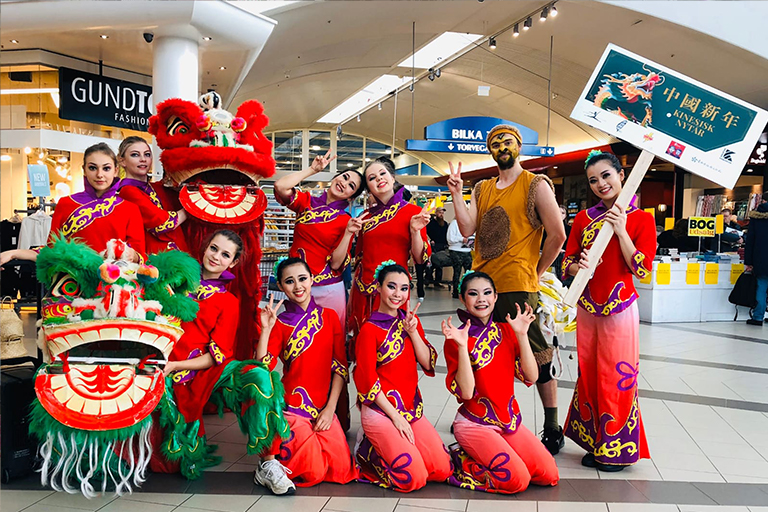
[634,258,746,323]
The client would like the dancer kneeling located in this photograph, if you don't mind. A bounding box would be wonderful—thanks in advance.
[354,262,452,492]
[161,230,290,487]
[443,271,559,494]
[256,257,357,489]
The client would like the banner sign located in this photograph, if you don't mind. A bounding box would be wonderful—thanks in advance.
[406,116,555,156]
[688,217,716,237]
[571,44,768,189]
[27,164,51,197]
[59,67,153,132]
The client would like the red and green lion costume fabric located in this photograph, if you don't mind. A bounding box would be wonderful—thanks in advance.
[148,93,275,360]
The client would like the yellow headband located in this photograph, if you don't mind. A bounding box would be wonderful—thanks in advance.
[487,125,522,149]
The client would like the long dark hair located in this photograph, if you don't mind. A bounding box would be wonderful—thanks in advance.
[205,229,244,260]
[334,169,366,199]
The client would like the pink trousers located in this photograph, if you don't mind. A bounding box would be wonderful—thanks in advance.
[356,406,452,492]
[449,414,559,494]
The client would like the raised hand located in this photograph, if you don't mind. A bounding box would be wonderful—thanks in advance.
[404,301,421,337]
[409,206,431,232]
[346,211,372,235]
[447,161,464,197]
[441,316,470,348]
[259,295,284,331]
[505,303,536,337]
[309,151,337,173]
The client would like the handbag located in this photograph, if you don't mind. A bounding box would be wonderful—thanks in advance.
[728,271,757,320]
[0,297,27,360]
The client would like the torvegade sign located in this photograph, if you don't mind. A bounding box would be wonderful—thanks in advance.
[571,44,768,188]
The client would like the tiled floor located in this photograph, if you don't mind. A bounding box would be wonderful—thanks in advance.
[3,289,768,511]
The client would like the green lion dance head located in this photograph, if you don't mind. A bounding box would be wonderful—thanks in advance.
[31,237,199,497]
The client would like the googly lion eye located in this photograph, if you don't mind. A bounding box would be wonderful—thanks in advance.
[167,117,190,135]
[51,274,82,298]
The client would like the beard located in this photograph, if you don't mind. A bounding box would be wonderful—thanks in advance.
[494,150,516,170]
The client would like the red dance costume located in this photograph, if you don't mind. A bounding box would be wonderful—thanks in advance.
[164,271,289,477]
[562,197,656,467]
[354,310,451,492]
[261,298,357,486]
[444,310,558,494]
[347,188,430,343]
[277,189,351,325]
[49,178,146,258]
[118,179,189,254]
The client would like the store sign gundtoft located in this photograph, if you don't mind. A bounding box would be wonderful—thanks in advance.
[59,67,153,132]
[571,44,768,189]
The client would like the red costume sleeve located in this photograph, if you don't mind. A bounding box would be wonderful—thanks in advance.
[119,186,181,237]
[208,294,240,365]
[353,322,382,406]
[262,321,287,371]
[561,211,586,280]
[443,336,464,400]
[501,323,533,387]
[329,310,349,381]
[415,317,437,376]
[276,188,311,213]
[627,211,657,280]
[47,202,67,244]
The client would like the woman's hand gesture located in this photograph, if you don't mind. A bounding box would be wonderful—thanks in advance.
[441,316,470,349]
[505,303,536,338]
[447,162,463,197]
[346,212,372,235]
[259,295,284,332]
[310,151,337,173]
[404,301,421,337]
[410,206,431,233]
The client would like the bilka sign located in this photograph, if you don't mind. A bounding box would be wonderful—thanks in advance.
[688,217,716,237]
[59,67,153,132]
[405,116,555,156]
[571,44,768,189]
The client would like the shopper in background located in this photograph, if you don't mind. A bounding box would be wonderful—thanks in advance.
[446,124,567,455]
[447,218,473,299]
[561,151,656,472]
[745,192,768,326]
[117,136,189,254]
[0,143,145,265]
[347,156,430,348]
[710,208,743,252]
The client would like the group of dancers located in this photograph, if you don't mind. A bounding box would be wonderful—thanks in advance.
[0,122,656,495]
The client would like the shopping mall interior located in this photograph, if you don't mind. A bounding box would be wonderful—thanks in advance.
[2,1,768,511]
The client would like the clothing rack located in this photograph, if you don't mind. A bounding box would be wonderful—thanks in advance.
[14,201,56,215]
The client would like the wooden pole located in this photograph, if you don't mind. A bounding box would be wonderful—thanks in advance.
[562,149,654,306]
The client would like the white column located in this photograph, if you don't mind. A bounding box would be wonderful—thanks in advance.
[151,36,199,179]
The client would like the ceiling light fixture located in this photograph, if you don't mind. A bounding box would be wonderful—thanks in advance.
[219,66,226,70]
[356,114,361,122]
[524,17,532,30]
[10,39,18,44]
[513,24,520,37]
[551,4,558,17]
[489,37,497,49]
[396,31,483,69]
[202,36,212,41]
[100,34,108,39]
[378,102,382,110]
[310,145,321,151]
[346,163,354,168]
[541,7,549,21]
[1,155,11,162]
[24,147,31,154]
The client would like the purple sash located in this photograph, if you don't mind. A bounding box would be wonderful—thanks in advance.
[362,188,408,234]
[368,310,407,366]
[191,271,235,300]
[457,309,502,372]
[287,386,319,420]
[581,196,639,248]
[460,396,522,434]
[296,248,343,286]
[278,298,323,368]
[295,191,348,225]
[119,178,163,209]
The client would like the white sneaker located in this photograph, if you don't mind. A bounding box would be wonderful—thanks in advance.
[254,459,296,495]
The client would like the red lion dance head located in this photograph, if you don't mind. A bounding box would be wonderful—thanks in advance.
[149,92,274,359]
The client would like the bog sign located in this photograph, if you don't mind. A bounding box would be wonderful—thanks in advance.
[571,44,768,189]
[688,217,716,237]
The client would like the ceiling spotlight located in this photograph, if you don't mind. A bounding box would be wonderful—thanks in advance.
[310,145,321,151]
[356,114,361,122]
[541,7,549,21]
[346,163,354,168]
[524,17,532,30]
[219,66,226,70]
[10,39,18,44]
[100,34,109,39]
[428,68,436,81]
[57,156,68,164]
[378,102,382,110]
[1,155,11,162]
[202,36,212,41]
[513,24,519,37]
[38,151,45,159]
[435,68,441,78]
[489,37,497,49]
[24,147,31,154]
[551,5,558,16]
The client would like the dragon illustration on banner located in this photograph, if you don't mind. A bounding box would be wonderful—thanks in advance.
[592,66,665,127]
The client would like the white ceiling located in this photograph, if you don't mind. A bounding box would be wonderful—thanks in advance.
[3,0,768,173]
